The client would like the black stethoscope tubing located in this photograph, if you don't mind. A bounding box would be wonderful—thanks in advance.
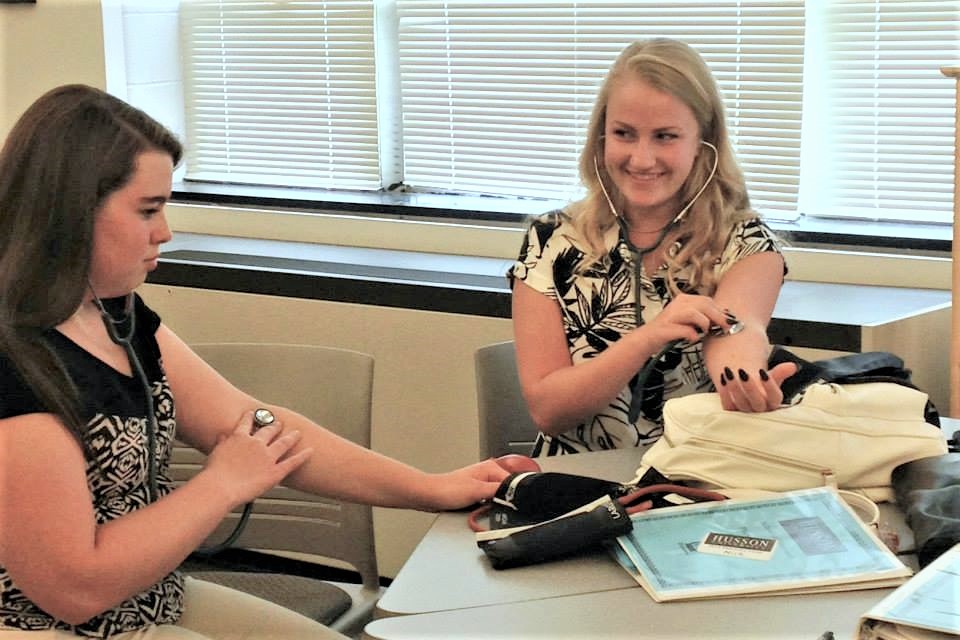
[594,142,719,423]
[93,291,250,555]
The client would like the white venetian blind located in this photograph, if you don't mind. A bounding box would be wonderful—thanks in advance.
[396,0,805,218]
[818,0,960,223]
[179,0,381,190]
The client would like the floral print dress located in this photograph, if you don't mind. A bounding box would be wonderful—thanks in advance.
[508,210,783,456]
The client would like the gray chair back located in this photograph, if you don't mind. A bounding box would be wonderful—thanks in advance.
[170,342,381,636]
[475,340,540,459]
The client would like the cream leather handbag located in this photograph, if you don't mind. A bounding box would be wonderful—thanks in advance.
[640,380,948,502]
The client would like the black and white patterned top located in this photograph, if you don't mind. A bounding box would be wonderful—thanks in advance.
[0,294,183,637]
[509,210,783,456]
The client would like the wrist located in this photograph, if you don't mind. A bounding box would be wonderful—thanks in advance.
[193,467,246,511]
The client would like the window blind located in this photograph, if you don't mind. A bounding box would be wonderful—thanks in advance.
[396,0,806,219]
[817,0,960,224]
[180,0,381,190]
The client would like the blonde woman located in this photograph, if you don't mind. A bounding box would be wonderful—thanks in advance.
[510,39,798,456]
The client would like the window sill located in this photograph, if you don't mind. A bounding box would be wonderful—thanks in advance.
[149,232,951,354]
[172,181,953,255]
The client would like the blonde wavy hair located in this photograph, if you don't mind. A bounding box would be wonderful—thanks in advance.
[569,38,755,296]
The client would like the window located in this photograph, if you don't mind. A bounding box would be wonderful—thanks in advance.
[170,0,959,224]
[803,0,960,223]
[180,0,382,190]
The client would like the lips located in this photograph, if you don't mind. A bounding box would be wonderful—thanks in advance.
[624,170,663,183]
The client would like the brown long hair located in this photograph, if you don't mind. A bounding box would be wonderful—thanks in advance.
[0,84,182,443]
[569,38,755,295]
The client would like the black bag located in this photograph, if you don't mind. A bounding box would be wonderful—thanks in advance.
[891,453,960,568]
[470,469,726,569]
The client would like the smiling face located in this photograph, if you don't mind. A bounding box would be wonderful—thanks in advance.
[88,150,173,299]
[603,77,701,226]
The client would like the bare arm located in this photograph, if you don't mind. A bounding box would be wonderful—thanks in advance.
[0,409,305,624]
[160,325,508,511]
[703,251,797,411]
[512,280,732,435]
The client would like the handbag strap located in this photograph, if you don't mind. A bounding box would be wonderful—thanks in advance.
[770,346,940,427]
[773,346,906,398]
[618,484,727,515]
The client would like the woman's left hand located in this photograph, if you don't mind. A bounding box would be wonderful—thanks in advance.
[716,360,799,412]
[425,459,513,511]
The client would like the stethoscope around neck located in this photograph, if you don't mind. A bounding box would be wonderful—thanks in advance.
[594,139,718,324]
[90,287,251,555]
[593,140,719,423]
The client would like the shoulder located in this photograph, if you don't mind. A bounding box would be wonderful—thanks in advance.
[714,216,787,278]
[524,209,596,251]
[730,216,782,247]
[523,209,567,240]
[720,216,784,258]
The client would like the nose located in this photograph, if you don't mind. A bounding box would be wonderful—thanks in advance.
[153,209,173,245]
[626,139,656,169]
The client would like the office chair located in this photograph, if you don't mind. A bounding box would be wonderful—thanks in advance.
[169,342,383,638]
[475,340,540,459]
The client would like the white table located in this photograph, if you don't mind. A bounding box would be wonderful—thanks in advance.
[374,448,647,616]
[366,448,919,639]
[365,582,894,639]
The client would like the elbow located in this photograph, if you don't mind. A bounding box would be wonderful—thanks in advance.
[19,590,115,627]
[521,378,599,438]
[39,587,121,627]
[525,400,577,438]
[48,603,108,628]
[11,566,127,626]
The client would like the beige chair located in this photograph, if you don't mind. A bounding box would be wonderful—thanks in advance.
[475,340,540,459]
[169,342,383,638]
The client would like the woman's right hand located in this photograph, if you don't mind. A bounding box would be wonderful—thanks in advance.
[641,292,732,347]
[200,411,313,507]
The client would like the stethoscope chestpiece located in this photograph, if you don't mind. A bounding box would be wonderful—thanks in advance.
[707,321,744,337]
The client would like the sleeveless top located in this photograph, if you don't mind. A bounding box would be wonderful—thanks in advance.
[509,211,783,455]
[0,294,184,637]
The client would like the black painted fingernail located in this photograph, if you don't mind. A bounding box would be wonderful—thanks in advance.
[723,366,734,381]
[719,375,727,386]
[759,369,769,382]
[738,368,749,382]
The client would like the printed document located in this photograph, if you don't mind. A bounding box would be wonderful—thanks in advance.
[615,487,911,602]
[856,543,960,639]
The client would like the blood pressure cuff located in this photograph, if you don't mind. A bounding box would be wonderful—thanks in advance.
[485,471,631,529]
[470,468,724,569]
[891,453,960,568]
[476,495,633,570]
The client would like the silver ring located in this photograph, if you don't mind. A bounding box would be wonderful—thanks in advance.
[252,408,276,431]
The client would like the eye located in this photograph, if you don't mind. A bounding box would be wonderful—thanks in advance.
[139,201,166,217]
[611,127,634,140]
[656,131,680,141]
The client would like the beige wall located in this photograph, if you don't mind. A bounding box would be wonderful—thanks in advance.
[3,0,954,576]
[0,0,106,137]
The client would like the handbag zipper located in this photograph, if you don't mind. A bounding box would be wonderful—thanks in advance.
[650,435,838,491]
